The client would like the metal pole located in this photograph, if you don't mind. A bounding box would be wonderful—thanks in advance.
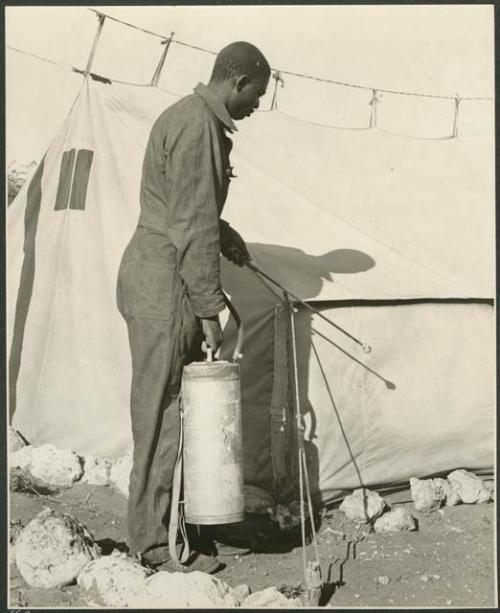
[85,12,106,75]
[246,261,371,353]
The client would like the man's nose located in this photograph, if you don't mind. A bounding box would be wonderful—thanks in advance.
[253,98,260,110]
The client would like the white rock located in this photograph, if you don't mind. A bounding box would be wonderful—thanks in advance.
[244,484,275,514]
[29,444,83,487]
[82,456,112,486]
[10,445,34,471]
[230,583,251,604]
[339,488,386,524]
[78,550,150,607]
[128,570,237,608]
[376,576,390,585]
[9,427,27,453]
[447,470,491,504]
[484,480,494,499]
[410,477,445,512]
[10,521,24,543]
[9,521,23,567]
[374,506,416,533]
[9,542,16,566]
[433,478,461,506]
[15,508,100,588]
[243,586,296,608]
[109,450,133,498]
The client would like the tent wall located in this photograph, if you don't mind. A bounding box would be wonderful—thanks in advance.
[294,301,495,503]
[216,271,495,501]
[7,78,495,503]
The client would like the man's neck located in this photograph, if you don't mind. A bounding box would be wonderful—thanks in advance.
[207,80,232,111]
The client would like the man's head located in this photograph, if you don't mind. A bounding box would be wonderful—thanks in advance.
[209,41,271,120]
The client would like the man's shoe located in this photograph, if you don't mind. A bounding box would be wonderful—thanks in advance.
[150,551,223,575]
[183,551,224,574]
[215,542,252,557]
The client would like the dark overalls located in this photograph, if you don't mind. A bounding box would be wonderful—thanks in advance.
[116,83,237,565]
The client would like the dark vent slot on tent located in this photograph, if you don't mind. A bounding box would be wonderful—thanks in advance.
[54,148,94,211]
[54,149,76,210]
[70,150,94,210]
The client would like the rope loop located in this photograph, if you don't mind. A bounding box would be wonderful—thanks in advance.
[452,93,462,138]
[369,88,379,105]
[270,70,285,110]
[369,89,380,128]
[150,31,175,86]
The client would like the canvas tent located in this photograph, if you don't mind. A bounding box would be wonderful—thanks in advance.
[7,74,494,505]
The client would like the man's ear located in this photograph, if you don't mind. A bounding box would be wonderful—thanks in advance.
[235,75,250,92]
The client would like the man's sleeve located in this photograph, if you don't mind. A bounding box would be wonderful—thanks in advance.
[164,108,226,318]
[219,219,232,247]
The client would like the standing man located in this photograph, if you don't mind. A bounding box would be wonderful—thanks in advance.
[117,42,270,573]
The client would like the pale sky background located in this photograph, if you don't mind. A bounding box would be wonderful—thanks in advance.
[6,4,494,165]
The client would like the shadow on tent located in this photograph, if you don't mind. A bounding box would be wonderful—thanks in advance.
[217,243,390,551]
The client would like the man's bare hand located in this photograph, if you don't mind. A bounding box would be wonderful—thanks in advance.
[221,225,251,267]
[201,316,223,353]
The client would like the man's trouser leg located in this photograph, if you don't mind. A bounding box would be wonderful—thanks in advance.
[123,296,202,565]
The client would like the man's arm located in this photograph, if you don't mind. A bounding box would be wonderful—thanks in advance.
[164,109,226,320]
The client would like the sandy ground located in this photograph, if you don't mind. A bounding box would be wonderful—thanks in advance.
[9,480,496,609]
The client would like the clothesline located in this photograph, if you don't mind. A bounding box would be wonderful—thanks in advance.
[6,46,75,71]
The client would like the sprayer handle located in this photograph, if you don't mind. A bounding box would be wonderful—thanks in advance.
[223,293,244,363]
[201,341,215,362]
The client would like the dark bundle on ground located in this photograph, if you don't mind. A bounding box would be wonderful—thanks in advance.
[10,467,60,496]
[10,519,25,545]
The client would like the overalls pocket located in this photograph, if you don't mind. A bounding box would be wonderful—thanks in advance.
[117,258,179,320]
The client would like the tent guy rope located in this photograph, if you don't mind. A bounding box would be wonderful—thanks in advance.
[289,297,322,587]
[85,8,493,102]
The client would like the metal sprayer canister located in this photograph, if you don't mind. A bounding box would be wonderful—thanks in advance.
[182,359,244,525]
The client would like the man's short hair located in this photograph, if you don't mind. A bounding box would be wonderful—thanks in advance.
[210,41,271,83]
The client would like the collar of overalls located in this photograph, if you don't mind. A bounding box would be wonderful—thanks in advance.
[194,82,239,133]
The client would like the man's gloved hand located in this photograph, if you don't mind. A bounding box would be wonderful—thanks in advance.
[201,315,223,353]
[220,224,251,267]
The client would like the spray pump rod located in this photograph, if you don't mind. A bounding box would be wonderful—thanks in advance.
[245,260,372,354]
